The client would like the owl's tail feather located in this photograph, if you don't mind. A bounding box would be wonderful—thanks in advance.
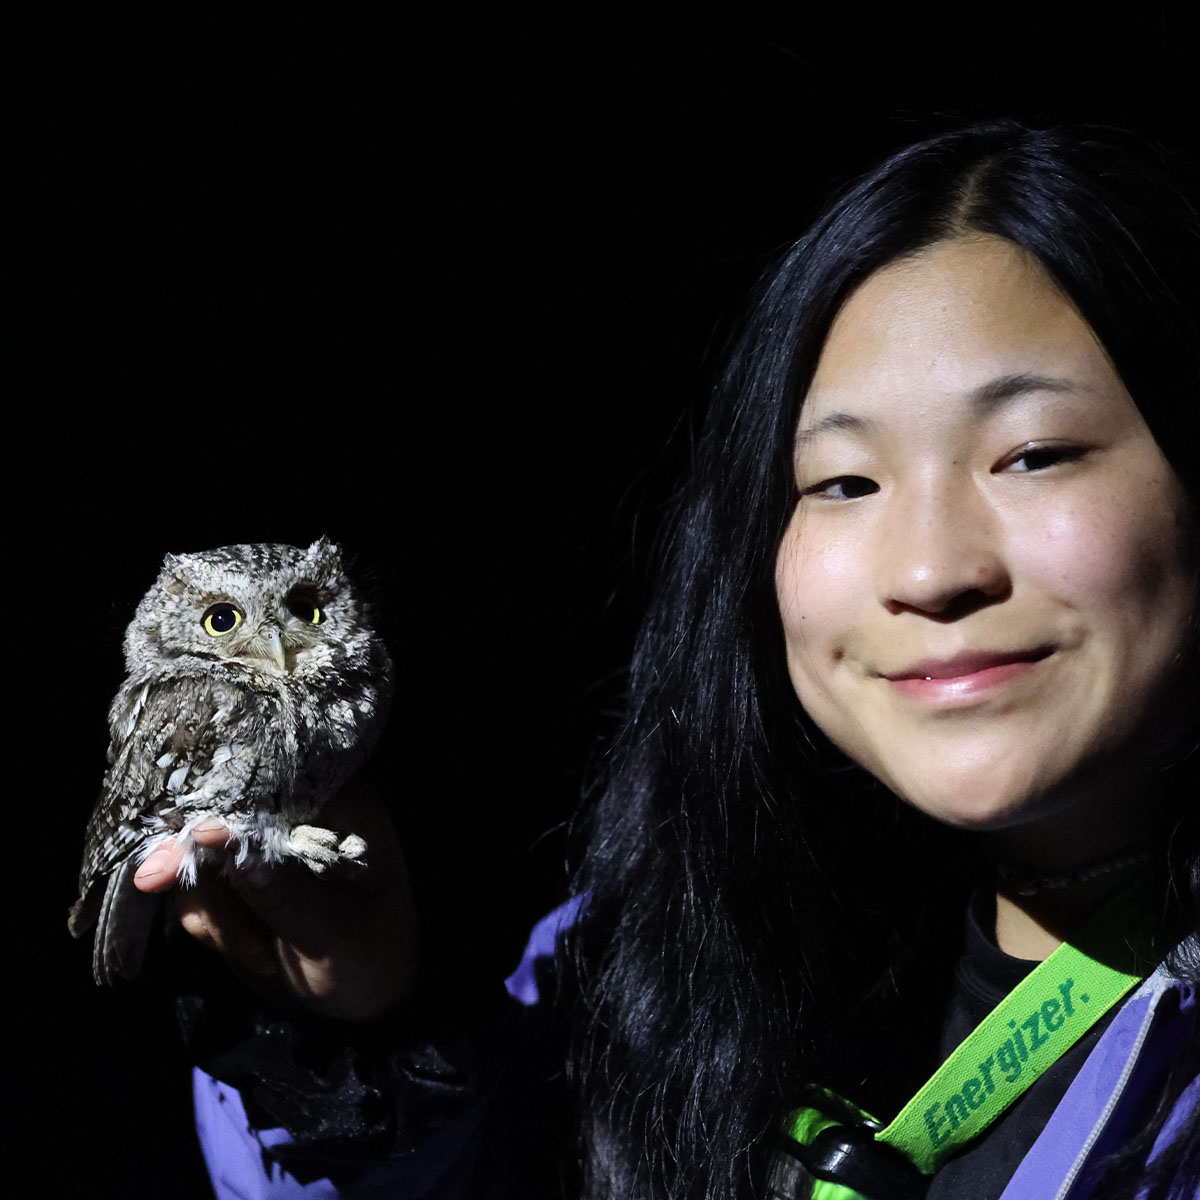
[67,885,102,941]
[92,860,161,985]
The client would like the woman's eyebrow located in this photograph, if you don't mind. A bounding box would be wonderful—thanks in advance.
[793,411,874,451]
[971,372,1081,408]
[794,373,1084,451]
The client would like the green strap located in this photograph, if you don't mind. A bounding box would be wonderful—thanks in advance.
[782,1090,882,1199]
[875,882,1150,1174]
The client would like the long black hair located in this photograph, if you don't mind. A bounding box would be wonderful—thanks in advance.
[570,121,1200,1200]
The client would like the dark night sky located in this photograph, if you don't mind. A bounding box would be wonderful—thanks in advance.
[18,15,1197,1196]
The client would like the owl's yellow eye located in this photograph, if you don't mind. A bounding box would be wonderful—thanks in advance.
[202,604,244,636]
[285,590,325,625]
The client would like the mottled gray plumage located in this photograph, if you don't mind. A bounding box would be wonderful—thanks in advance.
[69,538,393,984]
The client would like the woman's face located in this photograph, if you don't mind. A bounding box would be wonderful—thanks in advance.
[775,235,1193,840]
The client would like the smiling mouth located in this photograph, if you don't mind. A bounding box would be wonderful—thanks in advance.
[884,647,1054,682]
[881,647,1055,703]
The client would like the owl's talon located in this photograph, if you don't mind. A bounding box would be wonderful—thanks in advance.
[289,824,369,873]
[339,833,368,862]
[289,823,339,868]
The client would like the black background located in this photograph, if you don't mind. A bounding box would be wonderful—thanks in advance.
[19,15,1198,1197]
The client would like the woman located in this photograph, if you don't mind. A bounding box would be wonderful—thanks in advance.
[136,121,1199,1198]
[570,120,1198,1199]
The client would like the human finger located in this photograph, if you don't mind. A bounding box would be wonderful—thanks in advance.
[132,819,231,893]
[175,874,279,978]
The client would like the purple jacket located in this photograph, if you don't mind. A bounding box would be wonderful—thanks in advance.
[194,907,1197,1199]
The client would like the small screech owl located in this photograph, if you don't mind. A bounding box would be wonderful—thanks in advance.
[68,538,393,985]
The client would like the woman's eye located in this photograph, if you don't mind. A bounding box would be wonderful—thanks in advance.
[1000,444,1087,473]
[202,604,243,636]
[799,475,880,501]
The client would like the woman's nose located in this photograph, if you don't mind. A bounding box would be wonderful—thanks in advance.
[876,478,1010,618]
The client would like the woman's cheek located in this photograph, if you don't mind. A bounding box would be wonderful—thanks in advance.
[776,521,864,699]
[1012,481,1187,621]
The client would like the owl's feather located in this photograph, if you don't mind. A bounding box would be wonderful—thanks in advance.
[69,539,393,984]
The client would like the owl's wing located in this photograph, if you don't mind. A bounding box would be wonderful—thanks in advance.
[69,671,276,984]
[80,860,162,984]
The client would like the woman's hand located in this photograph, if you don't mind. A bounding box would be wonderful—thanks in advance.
[133,777,419,1022]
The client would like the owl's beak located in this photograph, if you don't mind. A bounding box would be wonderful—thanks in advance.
[252,625,288,672]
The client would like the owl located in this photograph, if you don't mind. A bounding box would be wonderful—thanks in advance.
[68,538,394,985]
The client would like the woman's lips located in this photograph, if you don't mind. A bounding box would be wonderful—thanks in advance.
[883,648,1053,702]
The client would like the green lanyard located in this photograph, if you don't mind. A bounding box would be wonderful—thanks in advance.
[780,879,1153,1192]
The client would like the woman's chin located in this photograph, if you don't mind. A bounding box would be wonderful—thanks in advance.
[888,771,1066,835]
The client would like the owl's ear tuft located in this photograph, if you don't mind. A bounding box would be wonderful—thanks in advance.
[159,553,192,597]
[306,536,343,571]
